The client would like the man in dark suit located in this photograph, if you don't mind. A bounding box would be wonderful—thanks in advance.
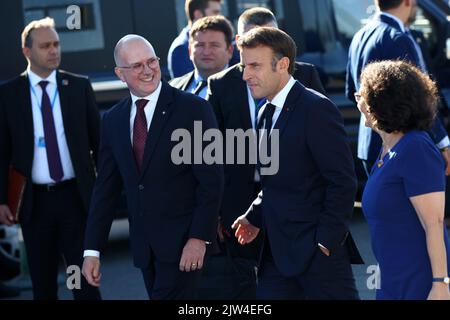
[205,7,326,285]
[82,34,223,300]
[0,17,100,300]
[346,0,450,175]
[232,27,361,300]
[169,15,234,99]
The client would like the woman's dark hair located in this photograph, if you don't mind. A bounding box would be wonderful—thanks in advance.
[360,60,438,133]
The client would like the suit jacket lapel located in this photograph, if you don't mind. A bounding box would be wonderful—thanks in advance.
[272,81,303,139]
[116,96,138,177]
[139,82,174,179]
[56,71,71,134]
[232,67,253,131]
[181,72,195,91]
[18,72,34,164]
[261,81,303,183]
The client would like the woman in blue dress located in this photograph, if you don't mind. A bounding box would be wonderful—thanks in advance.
[357,61,450,300]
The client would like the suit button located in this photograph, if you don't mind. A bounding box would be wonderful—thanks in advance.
[138,185,144,191]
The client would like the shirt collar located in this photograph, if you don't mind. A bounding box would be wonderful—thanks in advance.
[130,81,163,107]
[267,76,296,110]
[193,70,206,85]
[194,64,229,85]
[27,67,57,87]
[379,12,406,32]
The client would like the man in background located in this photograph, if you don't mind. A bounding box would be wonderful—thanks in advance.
[170,15,234,99]
[167,0,223,78]
[0,17,101,300]
[346,0,450,175]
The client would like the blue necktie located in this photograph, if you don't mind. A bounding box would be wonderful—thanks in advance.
[39,80,64,182]
[193,80,207,96]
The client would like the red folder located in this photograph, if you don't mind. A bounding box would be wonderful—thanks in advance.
[7,167,26,222]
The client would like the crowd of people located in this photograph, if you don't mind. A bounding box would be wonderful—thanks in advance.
[0,0,449,300]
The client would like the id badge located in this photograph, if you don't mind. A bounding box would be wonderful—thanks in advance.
[38,137,45,148]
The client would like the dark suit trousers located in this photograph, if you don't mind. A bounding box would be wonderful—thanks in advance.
[141,256,202,300]
[21,181,100,300]
[257,236,359,300]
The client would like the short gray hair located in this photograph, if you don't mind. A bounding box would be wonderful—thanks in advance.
[21,17,55,48]
[237,7,277,35]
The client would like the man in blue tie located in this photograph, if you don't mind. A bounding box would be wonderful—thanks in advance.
[346,0,450,175]
[0,17,101,300]
[169,15,234,99]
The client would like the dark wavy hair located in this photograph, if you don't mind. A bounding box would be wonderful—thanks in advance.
[360,60,438,133]
[189,15,234,47]
[237,27,297,75]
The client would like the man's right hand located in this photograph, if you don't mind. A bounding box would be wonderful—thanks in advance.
[82,256,102,287]
[0,205,15,225]
[231,215,260,245]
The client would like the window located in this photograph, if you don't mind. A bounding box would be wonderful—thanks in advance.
[23,0,104,52]
[174,0,232,33]
[331,0,374,47]
[235,0,271,13]
[410,6,439,56]
[297,0,320,52]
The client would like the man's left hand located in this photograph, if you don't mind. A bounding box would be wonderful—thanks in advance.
[179,238,206,272]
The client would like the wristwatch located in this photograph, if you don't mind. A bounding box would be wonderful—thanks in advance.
[432,277,450,284]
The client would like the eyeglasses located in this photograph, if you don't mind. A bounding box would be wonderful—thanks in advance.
[117,57,160,74]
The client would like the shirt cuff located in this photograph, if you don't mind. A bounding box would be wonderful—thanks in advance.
[83,250,100,258]
[436,136,450,149]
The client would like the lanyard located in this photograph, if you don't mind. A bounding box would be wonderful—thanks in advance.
[29,81,59,110]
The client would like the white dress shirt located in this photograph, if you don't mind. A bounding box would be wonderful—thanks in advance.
[28,68,75,184]
[254,77,296,182]
[84,81,162,259]
[247,85,258,132]
[129,81,162,143]
[257,76,297,132]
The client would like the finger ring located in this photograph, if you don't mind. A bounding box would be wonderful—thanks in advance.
[191,263,197,266]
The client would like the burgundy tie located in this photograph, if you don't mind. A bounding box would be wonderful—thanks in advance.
[39,80,64,182]
[133,99,149,171]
